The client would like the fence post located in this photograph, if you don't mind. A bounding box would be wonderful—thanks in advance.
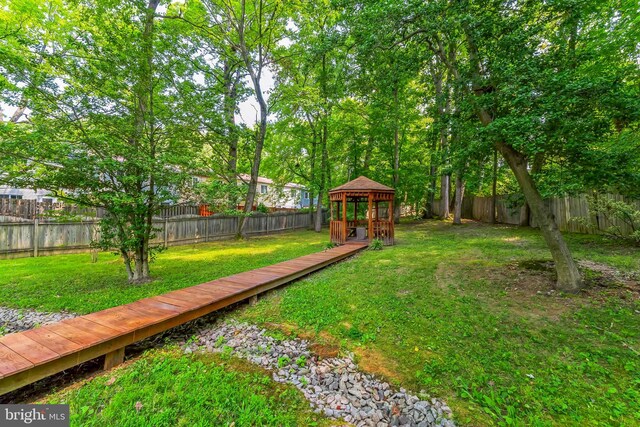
[33,218,39,258]
[164,218,169,248]
[205,217,209,242]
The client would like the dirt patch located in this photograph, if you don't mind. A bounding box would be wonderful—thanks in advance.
[309,342,341,359]
[264,322,342,359]
[264,321,299,336]
[578,260,640,292]
[437,255,639,323]
[516,259,640,300]
[301,331,341,359]
[354,347,403,384]
[262,323,403,379]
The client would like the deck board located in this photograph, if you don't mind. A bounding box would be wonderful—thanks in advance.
[1,334,60,365]
[152,295,199,308]
[0,344,33,376]
[22,329,84,356]
[41,323,107,348]
[0,242,367,395]
[61,318,123,339]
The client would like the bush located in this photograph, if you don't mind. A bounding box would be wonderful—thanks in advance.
[256,203,269,214]
[369,238,384,250]
[575,195,640,245]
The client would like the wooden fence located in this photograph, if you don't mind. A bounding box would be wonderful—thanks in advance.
[0,199,200,222]
[0,212,316,259]
[433,194,639,235]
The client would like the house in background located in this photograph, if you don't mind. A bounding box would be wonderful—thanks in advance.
[0,186,58,202]
[237,174,316,210]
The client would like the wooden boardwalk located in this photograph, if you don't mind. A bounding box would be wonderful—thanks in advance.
[0,243,367,396]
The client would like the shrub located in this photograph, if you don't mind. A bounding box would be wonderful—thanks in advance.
[575,195,640,246]
[324,241,337,250]
[369,238,384,250]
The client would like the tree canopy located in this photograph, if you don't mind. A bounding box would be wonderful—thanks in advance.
[1,0,638,287]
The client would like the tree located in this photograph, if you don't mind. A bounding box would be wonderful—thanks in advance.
[194,0,286,237]
[338,0,639,292]
[267,0,347,232]
[0,0,200,283]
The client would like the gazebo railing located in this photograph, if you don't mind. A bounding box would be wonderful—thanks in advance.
[373,220,394,245]
[330,220,345,244]
[331,219,393,244]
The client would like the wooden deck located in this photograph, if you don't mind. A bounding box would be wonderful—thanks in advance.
[0,243,367,396]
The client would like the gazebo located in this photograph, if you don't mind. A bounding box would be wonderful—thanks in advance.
[328,176,395,245]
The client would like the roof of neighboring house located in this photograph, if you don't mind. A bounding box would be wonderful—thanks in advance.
[237,174,305,189]
[329,176,394,193]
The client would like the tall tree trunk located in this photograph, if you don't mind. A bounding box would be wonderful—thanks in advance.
[308,135,317,226]
[223,61,240,182]
[239,108,267,238]
[237,0,269,238]
[453,172,465,225]
[126,0,159,283]
[423,135,438,219]
[496,141,581,291]
[315,121,328,232]
[305,113,318,226]
[432,67,450,219]
[363,133,373,173]
[315,51,330,232]
[440,176,450,218]
[463,27,581,292]
[490,148,497,224]
[392,83,401,224]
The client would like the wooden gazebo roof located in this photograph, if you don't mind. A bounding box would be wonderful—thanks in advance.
[329,176,394,194]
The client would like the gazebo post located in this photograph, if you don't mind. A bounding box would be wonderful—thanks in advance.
[342,192,347,243]
[367,193,373,242]
[389,199,394,244]
[354,200,358,223]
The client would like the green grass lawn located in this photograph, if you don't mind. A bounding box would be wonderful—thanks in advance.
[5,221,640,426]
[43,348,328,427]
[0,230,325,314]
[233,221,640,426]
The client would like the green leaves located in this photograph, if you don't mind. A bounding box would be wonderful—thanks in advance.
[1,0,204,280]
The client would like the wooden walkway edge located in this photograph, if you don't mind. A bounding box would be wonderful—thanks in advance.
[0,243,367,396]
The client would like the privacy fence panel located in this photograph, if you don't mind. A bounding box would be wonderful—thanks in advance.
[0,223,33,256]
[0,212,315,259]
[38,222,97,253]
[433,193,638,235]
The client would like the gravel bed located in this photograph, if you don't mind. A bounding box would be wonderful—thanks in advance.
[0,307,77,335]
[187,321,456,427]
